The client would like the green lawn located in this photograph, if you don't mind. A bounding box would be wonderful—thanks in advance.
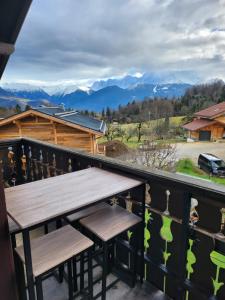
[120,116,185,130]
[176,158,225,186]
[99,116,186,149]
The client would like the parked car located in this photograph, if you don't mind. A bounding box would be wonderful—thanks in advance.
[198,153,225,176]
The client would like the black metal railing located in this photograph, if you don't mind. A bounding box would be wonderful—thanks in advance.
[1,137,225,300]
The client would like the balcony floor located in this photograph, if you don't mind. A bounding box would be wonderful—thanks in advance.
[42,272,171,300]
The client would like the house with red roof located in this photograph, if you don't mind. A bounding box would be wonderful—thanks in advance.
[182,102,225,141]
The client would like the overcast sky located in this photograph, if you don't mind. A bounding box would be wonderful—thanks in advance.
[2,0,225,85]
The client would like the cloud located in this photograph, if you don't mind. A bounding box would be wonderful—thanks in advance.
[2,0,225,83]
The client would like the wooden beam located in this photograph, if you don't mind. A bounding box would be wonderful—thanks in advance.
[0,42,15,55]
[20,122,52,126]
[15,121,22,137]
[53,123,57,144]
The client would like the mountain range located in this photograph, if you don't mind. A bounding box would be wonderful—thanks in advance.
[0,72,196,111]
[91,70,200,90]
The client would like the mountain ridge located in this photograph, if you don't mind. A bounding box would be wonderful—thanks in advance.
[0,82,192,111]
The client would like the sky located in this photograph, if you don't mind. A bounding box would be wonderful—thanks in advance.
[2,0,225,86]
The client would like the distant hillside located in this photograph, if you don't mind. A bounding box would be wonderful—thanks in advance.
[0,82,191,111]
[53,83,191,111]
[100,80,225,123]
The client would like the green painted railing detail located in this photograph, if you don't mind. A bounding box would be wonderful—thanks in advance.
[144,209,152,279]
[210,250,225,296]
[185,239,196,300]
[126,209,152,276]
[160,216,173,292]
[145,209,151,252]
[186,239,196,277]
[127,230,133,242]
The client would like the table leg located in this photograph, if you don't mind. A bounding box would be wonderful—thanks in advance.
[56,219,64,282]
[22,229,36,300]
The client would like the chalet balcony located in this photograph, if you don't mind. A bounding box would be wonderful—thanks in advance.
[1,137,225,300]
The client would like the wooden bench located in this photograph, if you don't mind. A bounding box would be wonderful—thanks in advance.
[15,225,94,299]
[80,204,141,241]
[80,205,142,300]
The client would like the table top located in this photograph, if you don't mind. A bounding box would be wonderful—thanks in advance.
[6,167,142,229]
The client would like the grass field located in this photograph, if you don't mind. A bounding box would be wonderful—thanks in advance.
[176,158,225,186]
[99,116,186,148]
[120,116,185,129]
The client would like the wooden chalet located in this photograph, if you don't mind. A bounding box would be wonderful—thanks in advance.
[0,107,106,153]
[182,101,225,141]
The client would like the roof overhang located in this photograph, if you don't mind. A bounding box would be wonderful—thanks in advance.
[194,113,225,120]
[182,119,217,131]
[0,110,104,136]
[0,0,32,79]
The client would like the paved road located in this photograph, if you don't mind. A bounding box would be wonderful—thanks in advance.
[175,142,225,163]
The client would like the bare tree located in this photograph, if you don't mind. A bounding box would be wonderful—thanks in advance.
[125,138,177,171]
[105,123,118,141]
[125,127,137,142]
[105,124,127,142]
[138,141,177,170]
[116,126,126,142]
[137,122,143,142]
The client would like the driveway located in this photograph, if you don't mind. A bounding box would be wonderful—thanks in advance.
[175,142,225,163]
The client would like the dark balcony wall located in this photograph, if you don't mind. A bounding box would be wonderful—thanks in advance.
[1,137,225,300]
[0,174,18,300]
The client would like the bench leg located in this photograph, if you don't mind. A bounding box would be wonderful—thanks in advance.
[131,245,138,288]
[80,252,84,291]
[67,261,73,300]
[72,257,78,292]
[36,277,43,300]
[14,252,27,300]
[102,243,108,300]
[88,248,93,299]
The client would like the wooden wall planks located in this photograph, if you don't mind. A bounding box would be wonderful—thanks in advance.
[0,115,96,153]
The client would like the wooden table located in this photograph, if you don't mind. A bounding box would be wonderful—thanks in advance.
[5,167,144,300]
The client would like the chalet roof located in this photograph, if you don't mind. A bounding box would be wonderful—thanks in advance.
[0,106,106,135]
[182,119,216,131]
[33,107,106,134]
[34,106,65,115]
[194,102,225,119]
[0,0,32,78]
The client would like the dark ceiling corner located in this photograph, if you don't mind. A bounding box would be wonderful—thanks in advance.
[0,0,32,79]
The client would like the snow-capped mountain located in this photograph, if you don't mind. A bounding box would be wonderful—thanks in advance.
[0,71,200,111]
[0,82,41,92]
[0,82,92,98]
[91,75,142,90]
[52,83,191,111]
[91,71,201,91]
[41,84,92,96]
[0,83,50,100]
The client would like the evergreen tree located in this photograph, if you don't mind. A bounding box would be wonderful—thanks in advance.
[106,107,111,119]
[15,104,21,113]
[25,104,31,111]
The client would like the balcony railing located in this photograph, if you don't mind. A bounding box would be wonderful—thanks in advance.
[1,137,225,300]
